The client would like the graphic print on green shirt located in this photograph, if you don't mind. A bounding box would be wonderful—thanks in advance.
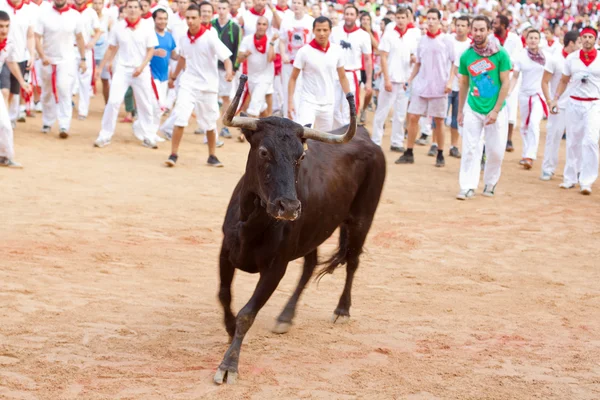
[458,47,512,115]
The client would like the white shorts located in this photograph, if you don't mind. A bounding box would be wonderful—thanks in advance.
[247,81,273,116]
[408,95,448,119]
[173,85,219,132]
[218,69,233,98]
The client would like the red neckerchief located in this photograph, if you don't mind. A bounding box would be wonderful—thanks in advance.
[309,38,329,53]
[581,48,597,67]
[547,39,555,47]
[71,2,87,12]
[254,33,267,53]
[188,26,207,44]
[494,31,508,46]
[151,1,157,6]
[426,29,441,39]
[231,10,238,17]
[562,49,568,58]
[53,4,70,14]
[406,22,415,29]
[343,25,359,34]
[249,7,265,16]
[142,11,152,19]
[6,0,24,13]
[275,5,287,11]
[521,36,526,47]
[395,25,408,38]
[0,39,7,53]
[125,17,141,29]
[178,12,185,19]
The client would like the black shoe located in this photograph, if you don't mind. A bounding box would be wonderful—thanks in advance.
[395,153,414,164]
[506,140,514,152]
[390,146,405,153]
[207,155,223,168]
[165,154,178,167]
[435,154,445,167]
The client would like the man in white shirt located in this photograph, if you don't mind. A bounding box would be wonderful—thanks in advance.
[540,30,580,182]
[371,8,415,152]
[330,4,372,129]
[278,0,313,119]
[164,3,233,168]
[550,28,600,195]
[72,0,103,120]
[0,11,32,168]
[34,0,87,138]
[94,0,160,149]
[0,0,35,126]
[509,29,549,170]
[237,17,278,117]
[239,0,275,38]
[288,16,350,131]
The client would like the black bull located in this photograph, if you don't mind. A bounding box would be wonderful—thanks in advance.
[213,75,386,384]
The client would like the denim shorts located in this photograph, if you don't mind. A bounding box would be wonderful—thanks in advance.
[447,90,459,129]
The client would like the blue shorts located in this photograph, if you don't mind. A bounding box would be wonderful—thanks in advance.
[447,90,459,129]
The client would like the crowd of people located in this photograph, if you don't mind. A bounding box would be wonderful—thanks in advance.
[0,0,599,198]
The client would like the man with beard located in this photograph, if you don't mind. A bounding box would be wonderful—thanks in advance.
[456,15,511,200]
[509,29,549,170]
[550,28,600,195]
[34,0,87,138]
[540,30,580,182]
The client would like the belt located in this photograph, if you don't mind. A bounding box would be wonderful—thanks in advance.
[524,93,548,128]
[570,96,599,101]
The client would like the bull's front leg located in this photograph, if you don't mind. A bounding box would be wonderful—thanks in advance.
[214,260,288,385]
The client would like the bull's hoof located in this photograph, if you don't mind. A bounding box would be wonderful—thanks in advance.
[331,313,351,324]
[272,321,292,334]
[214,367,238,385]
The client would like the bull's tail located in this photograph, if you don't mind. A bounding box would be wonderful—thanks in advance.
[315,225,349,282]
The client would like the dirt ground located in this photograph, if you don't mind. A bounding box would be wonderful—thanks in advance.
[1,94,599,400]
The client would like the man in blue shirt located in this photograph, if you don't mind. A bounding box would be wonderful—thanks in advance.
[150,8,177,113]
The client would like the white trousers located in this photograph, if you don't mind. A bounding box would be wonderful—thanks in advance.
[296,99,333,131]
[74,50,94,117]
[0,93,14,159]
[247,81,272,116]
[333,70,359,129]
[459,103,509,191]
[272,71,283,112]
[564,99,600,187]
[506,72,521,125]
[372,82,408,148]
[541,108,567,175]
[98,66,158,142]
[519,93,545,160]
[41,62,76,131]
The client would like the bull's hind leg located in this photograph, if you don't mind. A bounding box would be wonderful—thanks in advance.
[218,248,237,339]
[273,250,318,334]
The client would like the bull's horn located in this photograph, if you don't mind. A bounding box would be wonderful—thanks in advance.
[222,74,258,131]
[301,93,357,144]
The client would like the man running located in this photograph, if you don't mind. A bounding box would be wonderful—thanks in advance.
[288,16,350,130]
[456,15,511,200]
[150,8,177,112]
[164,3,233,168]
[396,8,454,168]
[550,27,600,195]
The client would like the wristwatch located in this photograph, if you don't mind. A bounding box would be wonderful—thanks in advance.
[81,57,86,61]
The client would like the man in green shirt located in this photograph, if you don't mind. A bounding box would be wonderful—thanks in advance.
[456,15,512,200]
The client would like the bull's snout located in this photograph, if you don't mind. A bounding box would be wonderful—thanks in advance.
[269,198,302,221]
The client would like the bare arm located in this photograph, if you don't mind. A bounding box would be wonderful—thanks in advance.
[26,27,35,69]
[7,61,28,88]
[223,58,233,80]
[541,70,553,104]
[493,70,511,112]
[364,55,373,89]
[267,37,278,63]
[508,70,520,96]
[270,7,282,29]
[446,63,457,92]
[170,56,187,80]
[407,62,421,85]
[457,73,469,126]
[549,74,570,114]
[75,32,86,59]
[337,66,351,94]
[34,33,45,62]
[98,45,118,72]
[87,28,103,49]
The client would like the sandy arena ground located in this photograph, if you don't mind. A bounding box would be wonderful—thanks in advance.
[1,94,600,400]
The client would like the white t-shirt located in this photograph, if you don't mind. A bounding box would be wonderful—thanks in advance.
[179,29,232,93]
[513,50,548,96]
[563,50,600,100]
[242,8,274,38]
[383,23,421,52]
[451,35,471,91]
[0,2,34,62]
[109,18,158,68]
[0,39,17,69]
[377,26,415,83]
[489,31,523,62]
[541,37,562,56]
[293,42,343,106]
[34,7,84,64]
[279,14,314,62]
[239,34,277,84]
[544,52,571,109]
[72,7,102,46]
[330,26,371,71]
[168,11,188,47]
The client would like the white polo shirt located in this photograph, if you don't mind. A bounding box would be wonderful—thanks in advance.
[513,50,548,96]
[109,18,158,69]
[563,50,600,100]
[178,29,232,93]
[72,7,102,46]
[34,7,84,64]
[378,25,418,83]
[279,14,313,62]
[330,26,371,71]
[0,2,34,62]
[293,42,344,106]
[239,34,277,84]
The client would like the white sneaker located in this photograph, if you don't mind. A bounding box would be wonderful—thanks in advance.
[142,138,158,149]
[456,189,475,200]
[482,184,496,197]
[94,138,110,148]
[559,182,575,189]
[159,130,172,141]
[194,128,205,135]
[0,157,23,168]
[580,185,592,195]
[11,120,16,129]
[17,112,26,122]
[540,171,553,181]
[34,102,43,113]
[154,135,166,143]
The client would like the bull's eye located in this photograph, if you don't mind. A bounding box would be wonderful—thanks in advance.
[259,147,269,160]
